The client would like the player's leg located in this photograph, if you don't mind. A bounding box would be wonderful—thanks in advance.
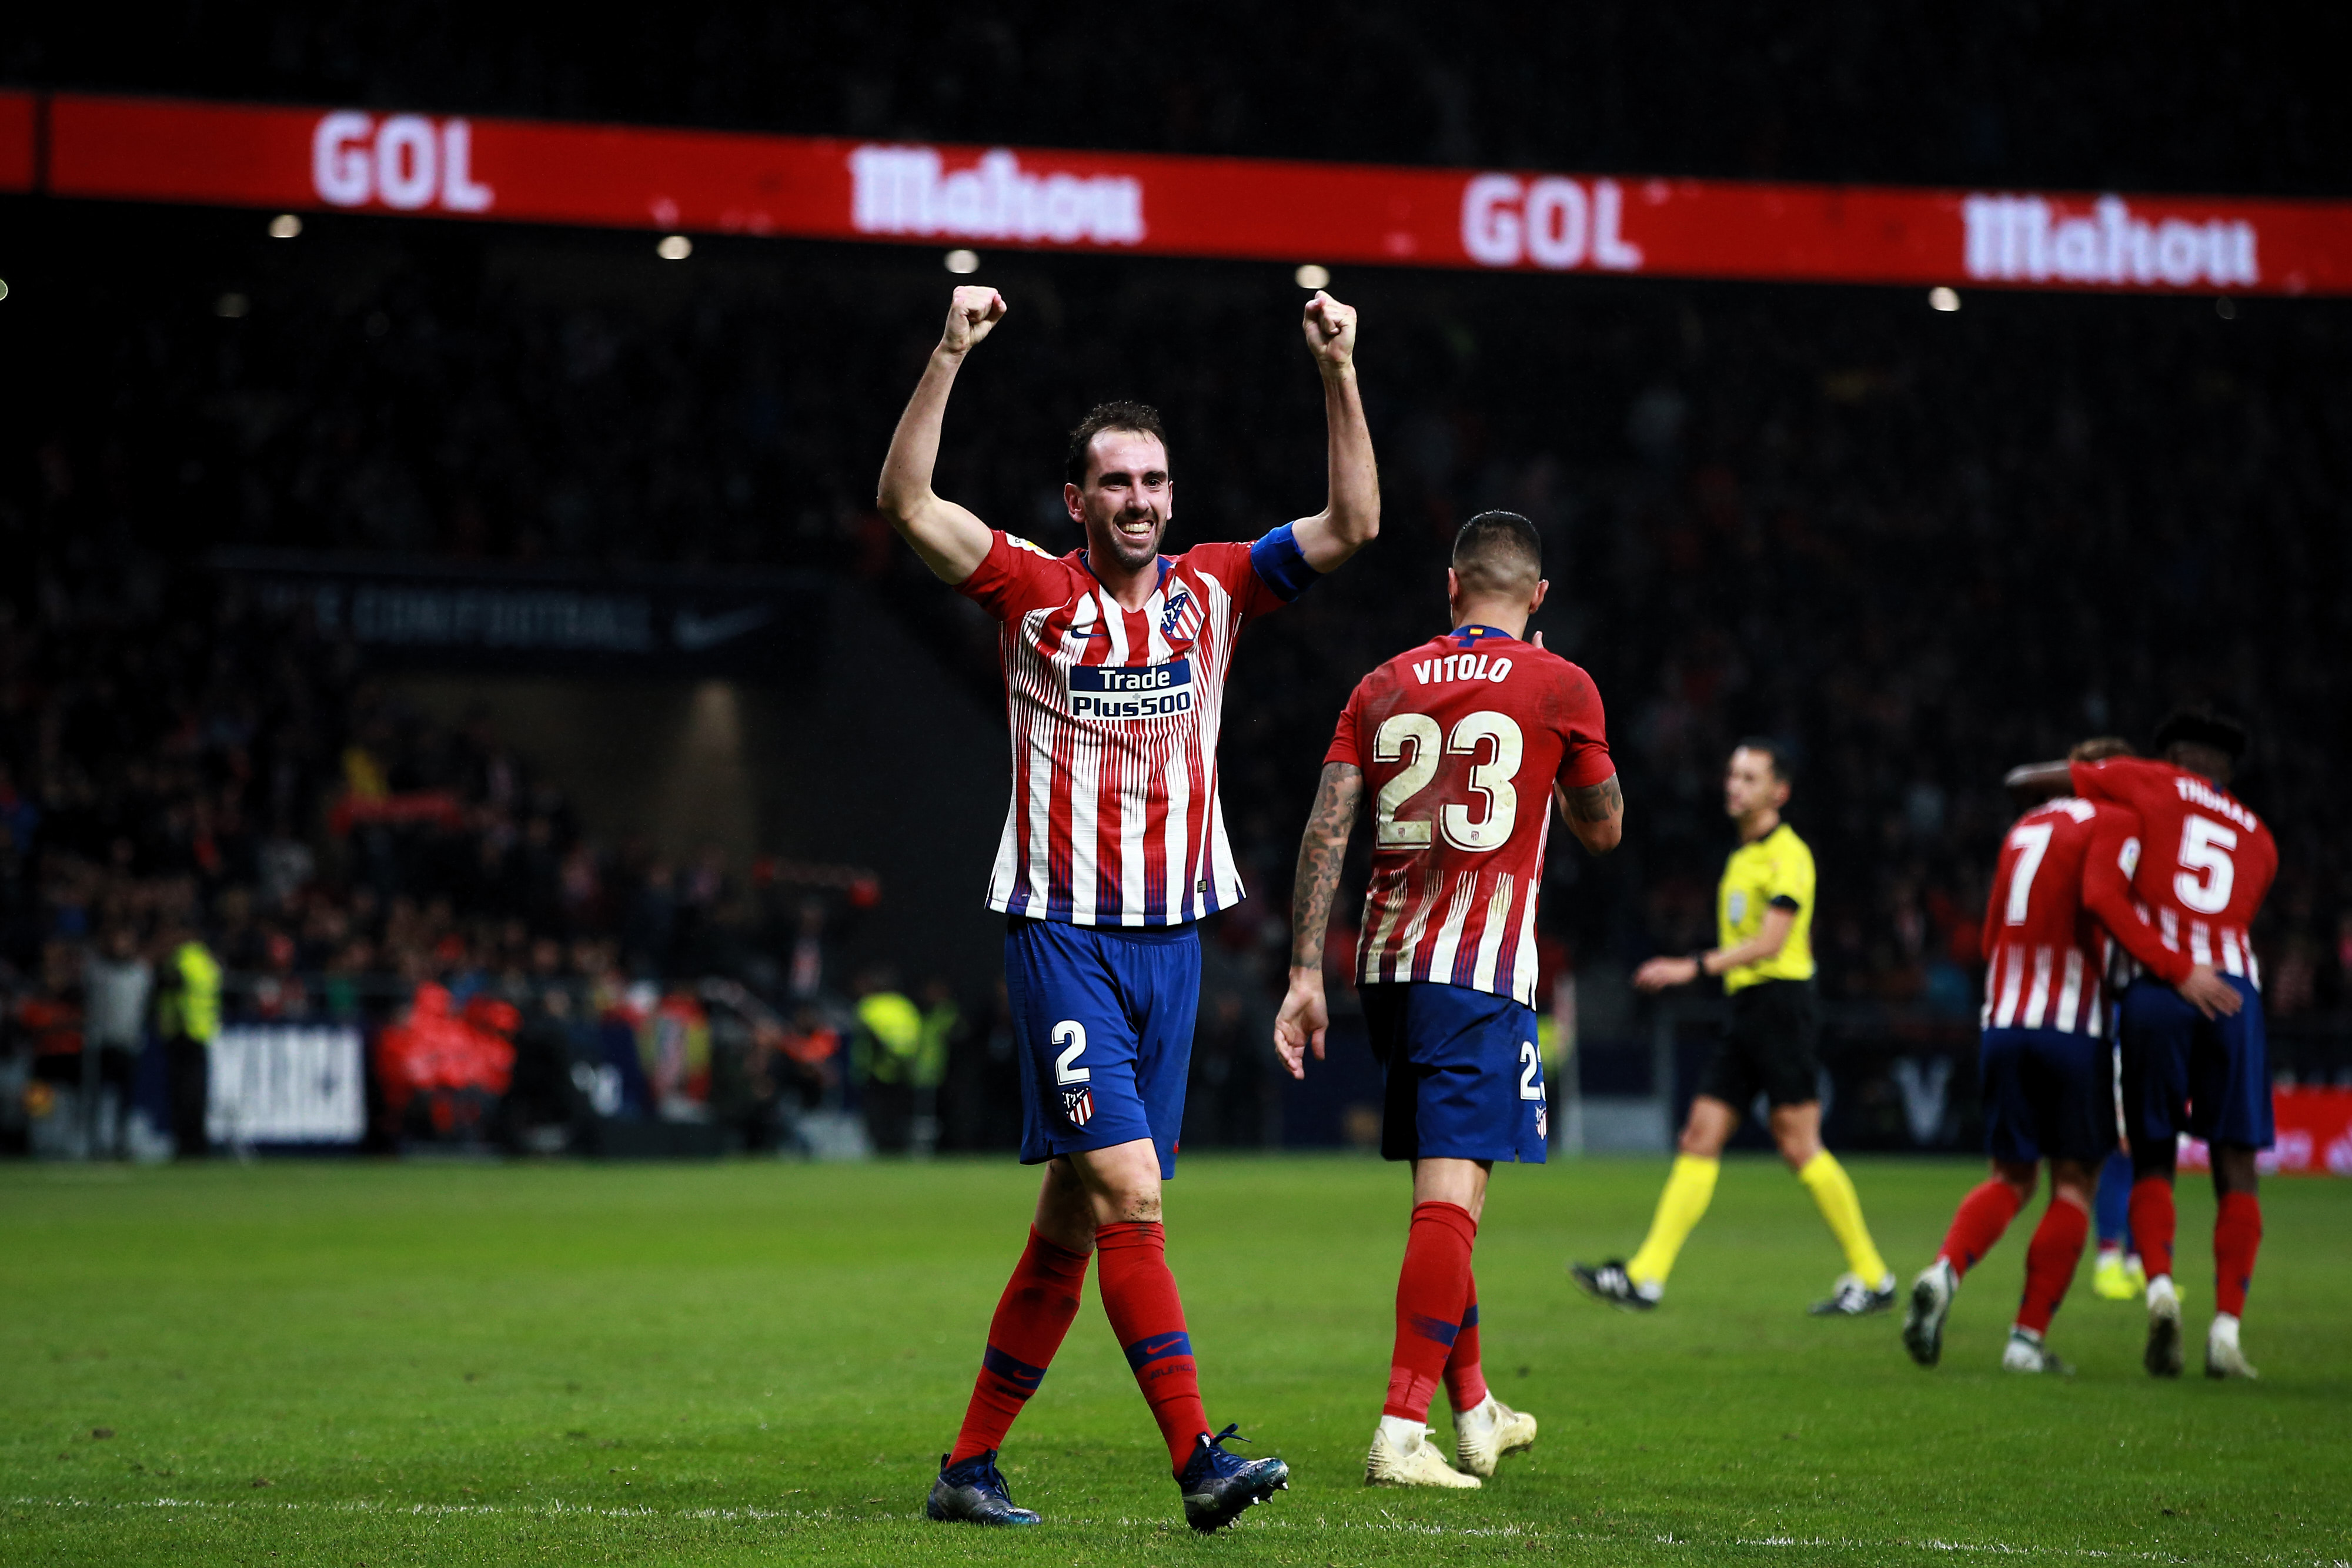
[2119,978,2193,1377]
[1571,1094,1729,1308]
[1369,1151,1487,1488]
[2197,980,2270,1379]
[1903,1031,2036,1365]
[2002,1155,2094,1375]
[1118,931,1289,1530]
[2092,1146,2142,1299]
[930,922,1135,1526]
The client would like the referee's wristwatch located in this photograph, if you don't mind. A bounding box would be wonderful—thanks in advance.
[1689,950,1713,978]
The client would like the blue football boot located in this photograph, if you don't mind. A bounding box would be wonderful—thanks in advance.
[1177,1424,1289,1533]
[926,1450,1041,1526]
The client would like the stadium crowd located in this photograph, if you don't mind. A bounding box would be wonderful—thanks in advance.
[5,225,2349,1157]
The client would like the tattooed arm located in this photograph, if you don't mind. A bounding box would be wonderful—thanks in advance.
[1274,761,1365,1080]
[1555,771,1625,854]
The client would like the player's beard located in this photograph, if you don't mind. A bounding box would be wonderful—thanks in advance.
[1091,509,1167,574]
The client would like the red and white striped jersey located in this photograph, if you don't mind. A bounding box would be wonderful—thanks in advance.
[1325,626,1613,1008]
[956,525,1314,926]
[1979,797,2113,1035]
[2073,755,2277,990]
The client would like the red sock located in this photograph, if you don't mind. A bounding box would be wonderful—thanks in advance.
[2129,1177,2177,1282]
[1095,1221,1208,1474]
[1384,1201,1477,1423]
[2014,1197,2089,1335]
[1442,1272,1489,1413]
[1937,1179,2024,1278]
[949,1227,1091,1464]
[2213,1191,2263,1317]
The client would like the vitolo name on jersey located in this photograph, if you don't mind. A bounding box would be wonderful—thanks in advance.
[1068,659,1194,719]
[1411,653,1515,686]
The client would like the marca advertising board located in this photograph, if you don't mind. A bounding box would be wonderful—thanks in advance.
[6,89,2351,295]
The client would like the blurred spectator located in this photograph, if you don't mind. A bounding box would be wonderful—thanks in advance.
[80,924,152,1156]
[153,920,220,1159]
[853,968,934,1154]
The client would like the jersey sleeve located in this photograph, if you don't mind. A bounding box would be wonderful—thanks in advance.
[954,531,1074,622]
[2082,805,2192,984]
[1323,680,1368,769]
[1764,837,1814,912]
[2069,755,2161,809]
[1192,525,1318,621]
[1548,662,1615,790]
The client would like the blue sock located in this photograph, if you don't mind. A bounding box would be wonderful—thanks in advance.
[2093,1149,2133,1250]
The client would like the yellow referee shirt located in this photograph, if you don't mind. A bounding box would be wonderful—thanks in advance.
[1716,823,1815,993]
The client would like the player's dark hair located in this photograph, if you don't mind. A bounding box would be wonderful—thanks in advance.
[2152,704,2247,763]
[1451,510,1542,597]
[1065,400,1171,486]
[1733,736,1792,783]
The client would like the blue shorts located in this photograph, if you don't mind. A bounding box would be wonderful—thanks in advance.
[1004,915,1200,1180]
[1978,1026,2117,1165]
[1361,981,1546,1165]
[2119,975,2273,1151]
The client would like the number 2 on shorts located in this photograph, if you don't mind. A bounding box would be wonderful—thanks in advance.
[1053,1020,1090,1084]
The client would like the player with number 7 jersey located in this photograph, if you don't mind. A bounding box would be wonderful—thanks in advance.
[1276,511,1621,1490]
[2004,707,2278,1380]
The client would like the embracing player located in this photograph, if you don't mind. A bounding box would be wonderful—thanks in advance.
[2006,707,2277,1379]
[879,285,1379,1530]
[1902,738,2239,1373]
[1275,511,1622,1490]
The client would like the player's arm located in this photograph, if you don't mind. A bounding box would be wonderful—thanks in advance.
[2082,812,2242,1019]
[1285,293,1380,573]
[1555,773,1623,854]
[1634,903,1797,992]
[875,287,1005,585]
[2002,760,2074,801]
[1274,761,1364,1079]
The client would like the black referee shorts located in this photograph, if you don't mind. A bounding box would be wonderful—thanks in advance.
[1695,979,1822,1112]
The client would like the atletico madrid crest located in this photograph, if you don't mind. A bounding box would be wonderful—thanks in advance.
[1535,1104,1548,1141]
[1062,1086,1095,1128]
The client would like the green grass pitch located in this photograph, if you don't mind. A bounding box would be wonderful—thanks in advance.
[3,1154,2346,1566]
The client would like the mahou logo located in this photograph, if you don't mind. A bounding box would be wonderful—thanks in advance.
[1963,194,2257,289]
[849,146,1144,247]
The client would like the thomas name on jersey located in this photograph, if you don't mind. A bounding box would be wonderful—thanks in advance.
[1068,658,1195,720]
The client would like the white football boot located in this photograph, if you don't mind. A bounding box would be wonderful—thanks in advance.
[2204,1313,2259,1380]
[1452,1394,1538,1479]
[1903,1259,1957,1367]
[1365,1417,1481,1489]
[2000,1326,2072,1375]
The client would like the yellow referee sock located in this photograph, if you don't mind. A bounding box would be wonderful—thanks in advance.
[1797,1151,1890,1284]
[1626,1154,1719,1289]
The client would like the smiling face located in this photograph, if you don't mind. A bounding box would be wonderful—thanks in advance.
[1065,428,1172,576]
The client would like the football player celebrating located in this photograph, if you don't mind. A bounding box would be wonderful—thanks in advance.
[878,285,1379,1530]
[2006,707,2277,1379]
[1901,738,2237,1373]
[1275,511,1622,1489]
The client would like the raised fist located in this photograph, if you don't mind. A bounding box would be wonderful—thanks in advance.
[940,286,1007,355]
[1301,290,1357,373]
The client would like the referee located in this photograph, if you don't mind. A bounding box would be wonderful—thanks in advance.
[1572,740,1896,1316]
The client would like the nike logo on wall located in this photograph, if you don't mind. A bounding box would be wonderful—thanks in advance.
[672,604,774,650]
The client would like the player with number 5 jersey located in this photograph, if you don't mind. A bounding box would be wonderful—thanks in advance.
[2004,707,2277,1381]
[877,285,1381,1532]
[1277,511,1622,1491]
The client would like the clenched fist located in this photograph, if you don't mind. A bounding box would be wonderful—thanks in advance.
[939,286,1007,356]
[1301,290,1357,374]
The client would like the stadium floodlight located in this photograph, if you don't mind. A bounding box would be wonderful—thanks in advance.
[2216,297,2238,320]
[1294,263,1331,290]
[657,234,693,260]
[215,292,250,319]
[944,248,980,273]
[269,213,303,239]
[0,278,9,302]
[1928,286,1962,312]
